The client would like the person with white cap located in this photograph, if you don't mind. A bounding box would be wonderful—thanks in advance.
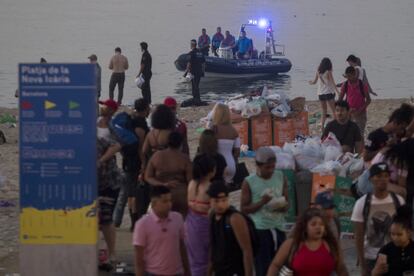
[240,146,289,276]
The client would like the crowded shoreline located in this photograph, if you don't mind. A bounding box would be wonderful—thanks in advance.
[0,97,411,274]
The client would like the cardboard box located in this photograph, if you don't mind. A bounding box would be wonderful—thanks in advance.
[273,118,295,146]
[291,111,309,137]
[250,114,273,150]
[232,119,249,146]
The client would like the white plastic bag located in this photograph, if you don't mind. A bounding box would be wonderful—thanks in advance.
[241,101,262,118]
[324,145,342,162]
[302,137,323,159]
[275,152,296,170]
[271,104,289,118]
[311,161,342,175]
[295,154,322,171]
[135,75,145,88]
[322,132,342,148]
[227,98,248,112]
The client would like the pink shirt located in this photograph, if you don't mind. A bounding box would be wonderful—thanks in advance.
[341,80,369,111]
[133,211,184,275]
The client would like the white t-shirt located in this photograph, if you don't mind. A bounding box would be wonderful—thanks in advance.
[317,71,336,95]
[355,66,365,81]
[351,193,405,260]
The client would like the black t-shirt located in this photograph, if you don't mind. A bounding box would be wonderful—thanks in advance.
[131,116,149,135]
[365,127,391,152]
[141,51,152,78]
[322,120,362,152]
[189,48,205,76]
[378,240,414,276]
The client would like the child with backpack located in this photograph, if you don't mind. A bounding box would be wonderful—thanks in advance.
[339,66,371,137]
[351,162,405,276]
[208,180,255,276]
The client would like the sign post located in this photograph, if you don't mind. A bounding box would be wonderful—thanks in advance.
[19,63,98,275]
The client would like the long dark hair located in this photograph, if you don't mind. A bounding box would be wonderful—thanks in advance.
[192,153,216,193]
[198,129,218,154]
[318,57,333,74]
[392,205,413,231]
[385,138,414,173]
[290,208,340,265]
[151,104,175,130]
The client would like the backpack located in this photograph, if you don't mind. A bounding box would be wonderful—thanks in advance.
[344,79,365,99]
[110,112,140,172]
[218,207,260,257]
[362,192,401,230]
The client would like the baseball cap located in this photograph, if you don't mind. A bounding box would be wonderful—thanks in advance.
[88,54,97,61]
[206,180,229,198]
[314,191,335,209]
[164,97,177,108]
[99,99,118,111]
[365,128,389,152]
[255,147,276,164]
[369,162,390,178]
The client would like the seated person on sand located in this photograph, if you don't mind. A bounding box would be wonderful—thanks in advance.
[322,100,363,154]
[236,30,253,59]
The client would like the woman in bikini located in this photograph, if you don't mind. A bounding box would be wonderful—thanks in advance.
[185,154,216,276]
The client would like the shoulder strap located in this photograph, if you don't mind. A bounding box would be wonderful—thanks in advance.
[390,192,401,209]
[362,193,372,230]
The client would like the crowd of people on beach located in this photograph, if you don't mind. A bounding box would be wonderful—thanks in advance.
[95,79,414,276]
[28,38,414,276]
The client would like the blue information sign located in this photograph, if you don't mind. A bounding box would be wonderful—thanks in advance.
[19,63,98,244]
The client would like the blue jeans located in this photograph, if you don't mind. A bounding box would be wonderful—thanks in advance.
[255,228,286,276]
[113,171,136,227]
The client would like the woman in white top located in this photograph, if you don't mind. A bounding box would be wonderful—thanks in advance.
[309,57,340,130]
[209,103,240,185]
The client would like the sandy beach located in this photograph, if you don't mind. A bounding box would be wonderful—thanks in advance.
[0,98,410,273]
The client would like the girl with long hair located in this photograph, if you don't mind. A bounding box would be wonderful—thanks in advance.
[184,154,216,276]
[309,57,340,130]
[266,208,348,276]
[372,205,414,276]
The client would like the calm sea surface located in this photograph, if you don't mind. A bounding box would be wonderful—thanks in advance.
[1,0,413,107]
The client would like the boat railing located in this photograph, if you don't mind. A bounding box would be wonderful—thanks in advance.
[274,44,286,56]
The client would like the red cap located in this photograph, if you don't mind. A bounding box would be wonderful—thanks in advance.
[163,97,177,108]
[99,99,118,111]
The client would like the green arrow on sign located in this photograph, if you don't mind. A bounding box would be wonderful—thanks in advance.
[69,101,80,109]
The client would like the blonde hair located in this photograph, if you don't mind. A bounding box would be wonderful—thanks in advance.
[212,103,231,125]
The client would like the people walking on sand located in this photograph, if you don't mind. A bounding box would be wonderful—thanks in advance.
[145,132,192,217]
[322,100,364,154]
[141,104,175,169]
[88,54,101,98]
[339,66,371,137]
[346,54,377,96]
[137,42,152,104]
[240,147,289,276]
[309,57,340,130]
[211,27,224,57]
[266,208,348,276]
[186,39,206,105]
[197,129,227,182]
[133,185,191,276]
[209,103,240,185]
[372,205,414,276]
[208,180,254,276]
[185,154,216,276]
[198,28,210,56]
[109,47,128,105]
[351,162,405,276]
[164,97,190,155]
[113,98,150,231]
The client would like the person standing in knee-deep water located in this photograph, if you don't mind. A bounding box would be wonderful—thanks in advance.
[137,42,152,104]
[186,39,205,105]
[108,47,128,105]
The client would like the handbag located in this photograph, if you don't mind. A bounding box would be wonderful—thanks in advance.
[232,162,249,187]
[135,74,145,89]
[278,243,296,276]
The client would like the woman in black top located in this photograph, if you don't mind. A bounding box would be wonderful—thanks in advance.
[372,205,414,276]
